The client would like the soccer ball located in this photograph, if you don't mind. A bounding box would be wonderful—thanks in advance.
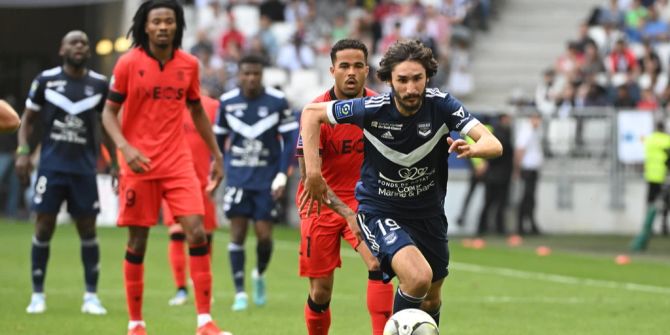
[383,308,440,335]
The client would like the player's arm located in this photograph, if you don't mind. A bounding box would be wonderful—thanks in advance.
[299,101,334,215]
[14,107,38,184]
[273,107,299,200]
[0,100,20,133]
[448,123,502,159]
[101,102,151,173]
[188,101,224,195]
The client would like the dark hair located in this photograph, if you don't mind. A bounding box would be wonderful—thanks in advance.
[330,39,368,64]
[128,0,186,51]
[238,53,267,67]
[376,40,438,82]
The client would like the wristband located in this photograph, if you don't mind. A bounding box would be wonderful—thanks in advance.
[16,144,30,155]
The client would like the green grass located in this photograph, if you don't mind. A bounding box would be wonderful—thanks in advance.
[0,220,669,334]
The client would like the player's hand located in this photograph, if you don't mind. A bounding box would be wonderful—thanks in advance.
[206,154,224,197]
[345,214,362,242]
[271,172,287,200]
[15,154,33,185]
[120,144,151,173]
[447,137,474,159]
[299,173,330,216]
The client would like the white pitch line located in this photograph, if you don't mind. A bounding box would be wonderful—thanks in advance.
[272,239,670,296]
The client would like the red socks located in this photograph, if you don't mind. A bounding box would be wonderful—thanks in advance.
[168,233,187,289]
[124,249,144,321]
[367,275,394,335]
[189,243,212,314]
[305,296,331,335]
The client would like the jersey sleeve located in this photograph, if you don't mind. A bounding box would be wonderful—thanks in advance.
[25,74,45,112]
[437,93,480,137]
[186,60,201,104]
[213,100,229,135]
[107,55,129,105]
[96,80,110,113]
[325,96,374,128]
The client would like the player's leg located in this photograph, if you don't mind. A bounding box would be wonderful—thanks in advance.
[26,171,63,314]
[228,216,249,310]
[347,228,393,335]
[69,173,106,314]
[167,223,188,306]
[118,177,161,334]
[390,246,432,312]
[420,279,445,325]
[299,214,341,335]
[250,189,276,306]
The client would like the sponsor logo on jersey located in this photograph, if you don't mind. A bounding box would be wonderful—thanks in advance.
[417,122,432,137]
[334,101,353,120]
[85,85,94,97]
[381,131,394,140]
[453,106,465,118]
[370,121,402,131]
[258,106,269,117]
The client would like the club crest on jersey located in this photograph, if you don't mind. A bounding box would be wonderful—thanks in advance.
[453,106,465,118]
[85,85,94,96]
[333,101,353,120]
[383,232,398,245]
[417,122,432,137]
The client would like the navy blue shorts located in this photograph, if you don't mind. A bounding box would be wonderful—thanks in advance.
[357,210,450,283]
[32,170,100,217]
[222,186,276,221]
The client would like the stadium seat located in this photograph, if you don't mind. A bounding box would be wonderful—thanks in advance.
[270,22,296,45]
[263,67,289,89]
[231,5,260,37]
[547,118,576,155]
[654,42,670,73]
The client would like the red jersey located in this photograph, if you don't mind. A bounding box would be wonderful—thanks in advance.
[296,87,377,218]
[184,95,219,185]
[107,48,201,179]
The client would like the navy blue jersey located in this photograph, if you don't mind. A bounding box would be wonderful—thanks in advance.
[214,87,298,190]
[26,66,108,175]
[327,88,480,218]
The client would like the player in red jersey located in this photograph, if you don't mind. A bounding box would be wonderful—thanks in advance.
[101,1,229,335]
[163,92,220,307]
[296,39,394,335]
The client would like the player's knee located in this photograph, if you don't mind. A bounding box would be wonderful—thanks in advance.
[310,284,333,304]
[34,221,56,241]
[405,267,432,294]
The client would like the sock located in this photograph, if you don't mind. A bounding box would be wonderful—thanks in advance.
[81,237,100,293]
[367,271,394,335]
[168,232,187,291]
[256,239,273,275]
[304,295,331,335]
[426,304,442,326]
[31,236,50,293]
[189,243,212,314]
[124,248,144,321]
[197,313,212,328]
[228,242,245,293]
[393,287,425,313]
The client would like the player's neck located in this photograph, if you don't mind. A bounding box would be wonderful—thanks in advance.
[333,87,364,100]
[242,88,262,99]
[148,44,174,64]
[62,63,86,78]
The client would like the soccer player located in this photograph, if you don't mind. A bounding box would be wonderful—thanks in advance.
[295,39,393,335]
[0,99,20,133]
[300,40,502,325]
[101,1,228,334]
[164,92,220,307]
[15,30,113,315]
[213,54,298,312]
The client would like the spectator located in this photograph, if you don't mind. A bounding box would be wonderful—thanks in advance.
[256,15,279,63]
[535,69,561,117]
[643,120,670,235]
[219,14,245,58]
[515,112,544,236]
[637,88,660,110]
[284,0,310,23]
[606,38,638,74]
[555,41,585,77]
[597,0,626,28]
[260,0,285,22]
[276,34,315,71]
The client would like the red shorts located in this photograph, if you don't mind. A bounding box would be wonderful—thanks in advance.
[299,212,360,278]
[162,186,217,232]
[117,173,204,227]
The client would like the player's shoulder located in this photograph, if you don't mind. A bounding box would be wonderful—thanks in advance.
[174,49,199,67]
[264,86,287,100]
[37,66,63,80]
[219,88,241,103]
[363,92,391,109]
[425,87,449,100]
[87,69,108,83]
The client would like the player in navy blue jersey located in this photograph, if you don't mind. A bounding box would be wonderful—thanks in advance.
[15,30,116,315]
[300,40,502,325]
[213,54,299,311]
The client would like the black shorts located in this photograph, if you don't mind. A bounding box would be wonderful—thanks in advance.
[32,170,99,217]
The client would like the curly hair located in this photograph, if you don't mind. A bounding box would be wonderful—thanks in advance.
[128,0,186,51]
[376,40,438,82]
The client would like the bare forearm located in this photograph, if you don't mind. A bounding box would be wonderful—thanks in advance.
[102,125,118,165]
[300,104,328,177]
[101,104,128,148]
[17,110,34,147]
[326,187,355,218]
[472,134,503,159]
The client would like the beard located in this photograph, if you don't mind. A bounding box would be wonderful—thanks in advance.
[64,55,87,68]
[391,84,425,115]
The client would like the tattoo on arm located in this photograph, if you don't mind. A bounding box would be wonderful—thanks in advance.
[326,187,355,218]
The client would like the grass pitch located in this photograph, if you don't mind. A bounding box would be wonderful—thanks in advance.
[0,219,668,334]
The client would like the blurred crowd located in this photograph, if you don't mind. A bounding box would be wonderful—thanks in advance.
[533,0,670,119]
